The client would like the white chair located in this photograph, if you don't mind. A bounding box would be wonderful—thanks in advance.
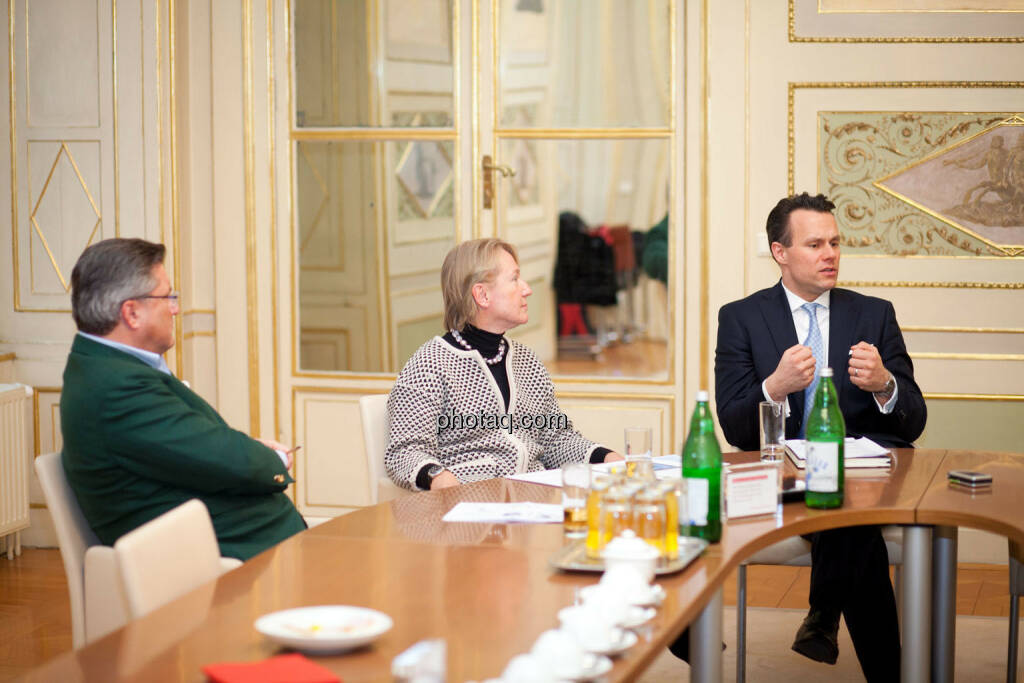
[34,452,129,647]
[735,526,904,683]
[113,498,241,619]
[1008,539,1022,683]
[359,394,410,504]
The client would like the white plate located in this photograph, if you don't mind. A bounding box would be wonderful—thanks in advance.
[255,605,393,654]
[620,606,657,630]
[556,654,613,681]
[583,629,638,657]
[580,583,665,607]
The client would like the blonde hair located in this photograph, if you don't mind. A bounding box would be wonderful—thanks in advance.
[441,239,518,331]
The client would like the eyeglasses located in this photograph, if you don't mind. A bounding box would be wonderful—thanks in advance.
[125,290,180,304]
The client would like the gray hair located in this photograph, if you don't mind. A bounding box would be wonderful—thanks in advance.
[440,239,518,331]
[71,238,166,335]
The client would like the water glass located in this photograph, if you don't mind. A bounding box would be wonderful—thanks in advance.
[759,400,785,462]
[585,472,613,559]
[624,426,653,478]
[562,462,590,537]
[634,486,666,553]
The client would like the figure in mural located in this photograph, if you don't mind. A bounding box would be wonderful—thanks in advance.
[944,132,1024,227]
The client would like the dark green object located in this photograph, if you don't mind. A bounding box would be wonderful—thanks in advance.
[60,335,306,560]
[682,390,722,543]
[805,367,846,509]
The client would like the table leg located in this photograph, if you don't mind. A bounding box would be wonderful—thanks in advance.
[931,525,957,683]
[902,525,932,683]
[689,588,723,683]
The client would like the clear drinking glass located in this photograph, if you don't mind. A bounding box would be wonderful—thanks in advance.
[624,426,653,479]
[759,400,785,462]
[634,486,666,554]
[562,462,590,537]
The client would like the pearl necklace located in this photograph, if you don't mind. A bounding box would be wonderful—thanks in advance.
[450,328,507,365]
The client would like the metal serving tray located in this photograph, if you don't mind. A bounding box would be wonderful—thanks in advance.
[548,536,708,575]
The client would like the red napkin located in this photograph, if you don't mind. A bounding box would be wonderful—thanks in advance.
[202,653,341,683]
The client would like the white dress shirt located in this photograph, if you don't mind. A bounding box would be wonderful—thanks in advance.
[761,283,897,416]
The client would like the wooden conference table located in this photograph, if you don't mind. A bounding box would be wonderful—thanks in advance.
[23,449,1024,683]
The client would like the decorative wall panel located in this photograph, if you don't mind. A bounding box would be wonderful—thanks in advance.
[818,112,1022,256]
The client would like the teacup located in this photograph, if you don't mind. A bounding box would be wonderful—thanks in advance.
[531,628,592,676]
[600,564,655,605]
[601,530,660,582]
[576,586,632,626]
[501,654,557,683]
[558,605,623,650]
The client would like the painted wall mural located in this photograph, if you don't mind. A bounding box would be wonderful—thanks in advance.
[819,113,1024,256]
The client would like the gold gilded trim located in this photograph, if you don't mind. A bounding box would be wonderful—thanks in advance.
[840,280,1024,289]
[112,0,119,236]
[787,81,1024,196]
[182,308,216,315]
[902,325,1024,334]
[169,0,183,376]
[788,0,1024,43]
[925,392,1024,402]
[495,128,672,139]
[700,0,709,391]
[9,0,19,309]
[911,352,1024,360]
[30,386,61,457]
[291,128,455,141]
[183,331,215,339]
[0,352,15,362]
[267,0,280,439]
[471,0,479,238]
[243,0,260,434]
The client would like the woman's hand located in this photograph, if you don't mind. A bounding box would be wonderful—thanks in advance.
[430,470,460,490]
[602,452,625,463]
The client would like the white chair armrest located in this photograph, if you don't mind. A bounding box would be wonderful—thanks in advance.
[377,476,408,503]
[219,557,243,573]
[83,546,130,643]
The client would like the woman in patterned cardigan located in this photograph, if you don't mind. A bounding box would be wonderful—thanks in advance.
[386,239,623,491]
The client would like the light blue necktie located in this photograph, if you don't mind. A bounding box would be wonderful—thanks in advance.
[801,302,825,436]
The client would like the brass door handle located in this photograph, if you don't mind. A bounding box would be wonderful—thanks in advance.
[482,155,516,209]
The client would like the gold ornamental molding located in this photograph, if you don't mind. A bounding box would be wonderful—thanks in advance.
[839,280,1024,289]
[925,392,1024,402]
[902,325,1024,334]
[787,81,1024,197]
[788,0,1024,43]
[911,352,1024,361]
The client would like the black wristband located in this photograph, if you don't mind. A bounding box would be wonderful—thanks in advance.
[416,464,434,490]
[590,447,612,464]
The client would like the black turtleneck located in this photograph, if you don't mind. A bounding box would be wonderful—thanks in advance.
[443,324,510,410]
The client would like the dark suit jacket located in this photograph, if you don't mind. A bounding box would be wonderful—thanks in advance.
[60,335,306,560]
[715,282,926,452]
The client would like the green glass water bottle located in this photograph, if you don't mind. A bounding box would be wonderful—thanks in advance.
[804,367,845,509]
[681,390,722,542]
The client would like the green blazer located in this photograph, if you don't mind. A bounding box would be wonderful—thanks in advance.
[60,335,306,560]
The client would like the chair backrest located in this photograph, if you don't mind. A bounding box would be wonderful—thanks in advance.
[359,394,391,504]
[34,452,101,648]
[113,499,224,619]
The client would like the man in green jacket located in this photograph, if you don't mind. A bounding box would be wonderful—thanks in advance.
[60,238,306,560]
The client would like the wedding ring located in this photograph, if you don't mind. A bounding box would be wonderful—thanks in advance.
[854,368,859,377]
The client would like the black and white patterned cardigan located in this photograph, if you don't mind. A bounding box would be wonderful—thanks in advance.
[385,336,604,490]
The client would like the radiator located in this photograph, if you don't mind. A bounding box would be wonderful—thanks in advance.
[0,383,33,560]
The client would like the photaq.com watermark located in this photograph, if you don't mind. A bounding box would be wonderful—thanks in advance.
[436,409,568,435]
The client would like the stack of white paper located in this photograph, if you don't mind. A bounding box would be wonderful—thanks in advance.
[784,437,891,469]
[441,502,563,524]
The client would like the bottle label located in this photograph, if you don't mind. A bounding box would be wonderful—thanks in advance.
[686,477,709,526]
[806,441,839,492]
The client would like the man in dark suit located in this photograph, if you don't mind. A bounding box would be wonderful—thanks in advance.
[60,238,306,560]
[715,193,926,681]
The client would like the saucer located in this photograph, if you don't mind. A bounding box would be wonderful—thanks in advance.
[583,629,638,657]
[255,605,392,654]
[581,583,665,607]
[556,654,613,681]
[619,606,657,629]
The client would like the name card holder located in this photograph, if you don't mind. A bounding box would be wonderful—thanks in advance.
[724,462,782,519]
